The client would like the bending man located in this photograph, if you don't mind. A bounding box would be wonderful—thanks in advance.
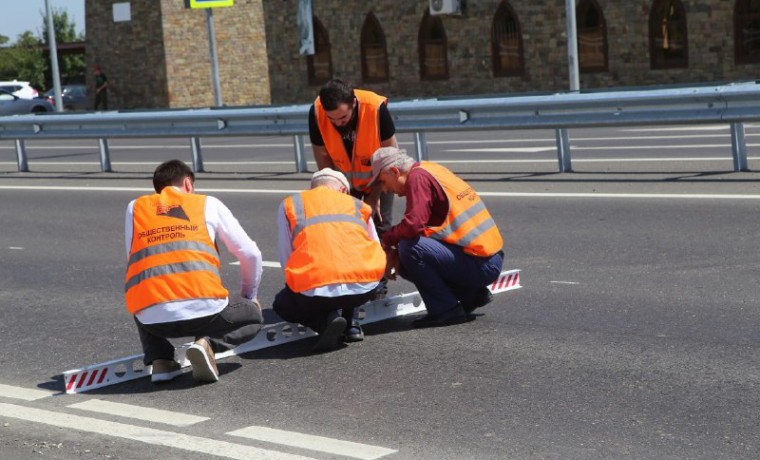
[369,148,505,328]
[124,160,263,384]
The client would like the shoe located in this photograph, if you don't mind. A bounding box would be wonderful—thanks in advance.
[343,321,364,343]
[185,337,219,383]
[412,305,468,328]
[371,278,389,301]
[150,359,182,383]
[462,287,494,314]
[312,313,347,352]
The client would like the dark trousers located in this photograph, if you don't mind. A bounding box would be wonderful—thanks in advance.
[272,285,378,333]
[398,237,503,315]
[94,91,108,110]
[351,189,394,235]
[135,301,263,365]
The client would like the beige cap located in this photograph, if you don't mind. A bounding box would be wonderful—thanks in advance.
[311,167,350,191]
[369,147,409,186]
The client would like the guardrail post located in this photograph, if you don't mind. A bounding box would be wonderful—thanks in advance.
[555,128,573,172]
[730,122,749,172]
[14,139,29,172]
[190,137,205,172]
[413,131,429,162]
[293,134,308,172]
[97,138,112,172]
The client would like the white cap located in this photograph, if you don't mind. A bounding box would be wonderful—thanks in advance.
[311,167,350,191]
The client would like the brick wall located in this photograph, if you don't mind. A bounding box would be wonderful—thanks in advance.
[85,0,760,108]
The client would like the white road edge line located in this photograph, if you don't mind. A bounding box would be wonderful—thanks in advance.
[0,384,56,401]
[0,403,318,460]
[67,399,210,427]
[227,426,397,460]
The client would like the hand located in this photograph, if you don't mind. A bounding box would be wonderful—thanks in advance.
[385,247,400,280]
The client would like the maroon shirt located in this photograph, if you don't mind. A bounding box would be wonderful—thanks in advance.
[382,163,448,248]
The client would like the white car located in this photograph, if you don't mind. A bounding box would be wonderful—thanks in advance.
[0,80,39,99]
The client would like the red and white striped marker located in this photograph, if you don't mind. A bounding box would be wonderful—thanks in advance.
[489,269,521,293]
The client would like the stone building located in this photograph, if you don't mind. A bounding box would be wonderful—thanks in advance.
[85,0,760,108]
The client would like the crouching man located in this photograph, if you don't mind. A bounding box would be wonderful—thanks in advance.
[273,168,386,352]
[124,160,263,383]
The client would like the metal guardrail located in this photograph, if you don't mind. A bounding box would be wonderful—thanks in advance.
[2,81,760,173]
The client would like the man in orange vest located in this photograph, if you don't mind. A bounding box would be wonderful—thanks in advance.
[368,147,505,328]
[273,168,386,352]
[125,160,263,384]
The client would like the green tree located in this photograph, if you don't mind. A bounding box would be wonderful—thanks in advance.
[41,7,86,85]
[0,32,45,88]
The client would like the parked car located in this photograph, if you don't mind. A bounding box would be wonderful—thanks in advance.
[43,84,89,111]
[0,80,39,99]
[0,89,54,115]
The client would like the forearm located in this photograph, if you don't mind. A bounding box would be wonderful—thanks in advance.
[312,144,334,170]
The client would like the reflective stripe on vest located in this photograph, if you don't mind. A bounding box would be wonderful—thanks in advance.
[283,187,386,292]
[124,189,228,314]
[289,193,365,244]
[420,162,504,257]
[314,89,386,192]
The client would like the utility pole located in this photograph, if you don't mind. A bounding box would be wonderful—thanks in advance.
[205,8,222,107]
[45,0,63,112]
[565,0,580,91]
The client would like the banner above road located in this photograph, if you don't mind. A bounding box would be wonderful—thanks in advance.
[189,0,234,8]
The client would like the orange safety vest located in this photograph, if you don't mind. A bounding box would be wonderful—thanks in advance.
[124,187,228,314]
[419,162,504,257]
[314,89,387,192]
[282,186,386,292]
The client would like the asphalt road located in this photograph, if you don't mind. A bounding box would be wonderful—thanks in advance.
[1,125,759,460]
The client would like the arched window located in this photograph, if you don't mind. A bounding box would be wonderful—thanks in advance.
[649,0,688,69]
[735,0,760,64]
[307,17,333,85]
[491,1,524,77]
[418,12,449,80]
[577,0,608,72]
[361,12,389,83]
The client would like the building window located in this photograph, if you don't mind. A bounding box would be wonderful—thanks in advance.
[491,1,524,77]
[361,12,389,83]
[418,12,449,80]
[649,0,688,69]
[307,17,333,85]
[577,0,608,73]
[735,0,760,64]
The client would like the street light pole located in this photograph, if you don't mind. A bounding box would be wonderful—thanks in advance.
[205,8,223,107]
[565,0,580,91]
[45,0,63,111]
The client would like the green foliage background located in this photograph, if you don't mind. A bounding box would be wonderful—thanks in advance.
[0,8,85,91]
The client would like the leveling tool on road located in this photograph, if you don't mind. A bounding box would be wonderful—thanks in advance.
[62,269,521,394]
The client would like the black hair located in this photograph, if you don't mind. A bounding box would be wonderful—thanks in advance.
[318,79,355,111]
[152,159,194,193]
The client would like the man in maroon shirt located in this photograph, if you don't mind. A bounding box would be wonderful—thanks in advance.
[368,147,505,328]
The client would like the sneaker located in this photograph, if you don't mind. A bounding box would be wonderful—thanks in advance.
[185,338,219,383]
[150,359,182,383]
[412,305,468,328]
[312,312,347,352]
[462,287,494,314]
[343,321,364,343]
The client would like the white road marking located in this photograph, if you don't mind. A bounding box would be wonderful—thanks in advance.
[227,426,397,460]
[230,260,281,268]
[621,125,729,132]
[0,185,759,200]
[435,156,760,163]
[68,399,209,427]
[0,403,317,460]
[0,384,55,401]
[447,144,760,153]
[550,281,580,285]
[8,247,24,250]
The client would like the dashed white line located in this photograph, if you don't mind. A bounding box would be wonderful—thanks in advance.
[230,260,281,268]
[550,281,580,285]
[68,399,209,427]
[227,426,397,460]
[0,384,55,401]
[0,402,318,460]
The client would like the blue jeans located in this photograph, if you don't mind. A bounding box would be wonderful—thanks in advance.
[398,237,503,315]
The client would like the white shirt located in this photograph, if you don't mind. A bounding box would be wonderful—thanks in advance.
[125,188,262,324]
[277,194,380,297]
